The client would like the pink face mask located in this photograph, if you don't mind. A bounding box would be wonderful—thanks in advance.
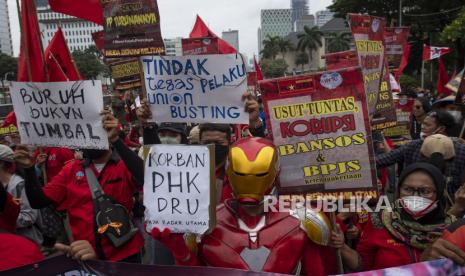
[399,196,438,220]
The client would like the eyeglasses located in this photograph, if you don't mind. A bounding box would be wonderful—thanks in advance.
[400,186,436,197]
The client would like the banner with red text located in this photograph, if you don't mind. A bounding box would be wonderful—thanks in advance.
[324,50,358,71]
[260,68,378,199]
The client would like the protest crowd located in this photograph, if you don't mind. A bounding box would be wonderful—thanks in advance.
[3,0,465,275]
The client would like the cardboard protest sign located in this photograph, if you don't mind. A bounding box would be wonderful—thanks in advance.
[144,144,215,234]
[260,68,378,199]
[349,14,385,116]
[384,27,410,70]
[383,98,414,138]
[109,58,142,90]
[11,81,109,149]
[371,57,397,130]
[141,54,249,124]
[102,0,165,57]
[323,50,358,71]
[182,37,220,55]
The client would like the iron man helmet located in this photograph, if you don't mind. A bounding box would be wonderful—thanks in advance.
[226,137,279,204]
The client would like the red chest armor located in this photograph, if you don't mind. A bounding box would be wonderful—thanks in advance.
[199,201,308,274]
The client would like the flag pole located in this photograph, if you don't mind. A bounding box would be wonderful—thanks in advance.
[421,60,425,89]
[15,0,32,81]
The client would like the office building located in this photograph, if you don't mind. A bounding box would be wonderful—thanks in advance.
[291,0,309,30]
[222,29,239,51]
[258,9,292,51]
[164,37,183,56]
[316,10,335,28]
[36,0,103,52]
[0,0,13,55]
[296,14,315,32]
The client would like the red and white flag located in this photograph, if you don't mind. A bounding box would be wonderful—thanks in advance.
[422,45,451,61]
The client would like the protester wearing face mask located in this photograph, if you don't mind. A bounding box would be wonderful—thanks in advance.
[329,162,465,271]
[157,123,188,145]
[431,95,464,137]
[410,97,432,140]
[14,109,145,263]
[377,110,465,195]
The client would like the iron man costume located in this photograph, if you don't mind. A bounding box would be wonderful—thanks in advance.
[152,137,337,275]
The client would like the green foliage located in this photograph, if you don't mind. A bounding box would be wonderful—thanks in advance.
[399,74,421,88]
[276,37,294,58]
[260,58,288,78]
[326,32,352,53]
[297,26,323,65]
[0,53,18,82]
[260,35,281,60]
[441,8,465,48]
[72,47,108,80]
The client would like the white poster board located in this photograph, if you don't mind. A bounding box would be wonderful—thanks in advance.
[141,54,249,124]
[144,144,215,234]
[11,81,109,149]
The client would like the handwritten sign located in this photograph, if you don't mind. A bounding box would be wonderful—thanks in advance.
[260,68,378,200]
[141,54,249,124]
[144,144,215,234]
[11,81,109,149]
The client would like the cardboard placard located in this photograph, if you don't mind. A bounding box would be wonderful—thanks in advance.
[260,68,378,200]
[144,144,215,234]
[102,0,165,57]
[141,54,249,124]
[349,14,386,116]
[11,81,109,149]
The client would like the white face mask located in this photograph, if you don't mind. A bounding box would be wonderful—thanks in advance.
[138,137,144,145]
[400,196,438,220]
[448,110,462,123]
[399,98,408,105]
[160,136,181,144]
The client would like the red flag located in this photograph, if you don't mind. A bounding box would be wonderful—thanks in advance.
[254,56,263,81]
[2,112,17,128]
[189,15,237,54]
[395,44,411,81]
[17,0,46,82]
[423,45,451,61]
[45,27,83,81]
[437,57,453,95]
[49,0,103,25]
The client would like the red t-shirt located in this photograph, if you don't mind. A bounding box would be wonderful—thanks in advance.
[357,214,422,271]
[0,193,20,233]
[42,157,144,261]
[34,147,75,183]
[0,233,44,271]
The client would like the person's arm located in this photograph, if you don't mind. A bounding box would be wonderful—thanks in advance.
[112,138,144,186]
[328,223,361,271]
[24,167,53,209]
[376,144,406,168]
[15,181,40,228]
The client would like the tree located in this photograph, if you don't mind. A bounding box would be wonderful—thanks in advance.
[0,53,18,85]
[326,32,352,53]
[72,47,108,80]
[260,35,280,60]
[276,37,294,58]
[440,8,465,69]
[329,0,465,73]
[295,51,309,72]
[297,26,323,68]
[260,59,288,78]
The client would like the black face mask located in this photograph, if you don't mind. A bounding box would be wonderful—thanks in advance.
[215,145,229,167]
[82,149,108,160]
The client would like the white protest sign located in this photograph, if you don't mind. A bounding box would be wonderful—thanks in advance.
[144,144,215,234]
[11,81,109,149]
[141,54,249,124]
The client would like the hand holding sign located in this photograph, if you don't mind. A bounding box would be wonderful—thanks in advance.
[136,99,152,124]
[101,108,120,143]
[150,227,191,261]
[242,91,260,128]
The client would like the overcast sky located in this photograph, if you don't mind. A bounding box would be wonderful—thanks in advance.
[7,0,332,57]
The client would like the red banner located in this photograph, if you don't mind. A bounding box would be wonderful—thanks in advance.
[383,97,414,138]
[182,37,220,55]
[324,50,358,71]
[384,27,410,70]
[260,68,378,199]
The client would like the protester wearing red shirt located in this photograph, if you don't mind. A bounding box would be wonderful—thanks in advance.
[330,162,465,271]
[15,110,145,263]
[35,147,75,183]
